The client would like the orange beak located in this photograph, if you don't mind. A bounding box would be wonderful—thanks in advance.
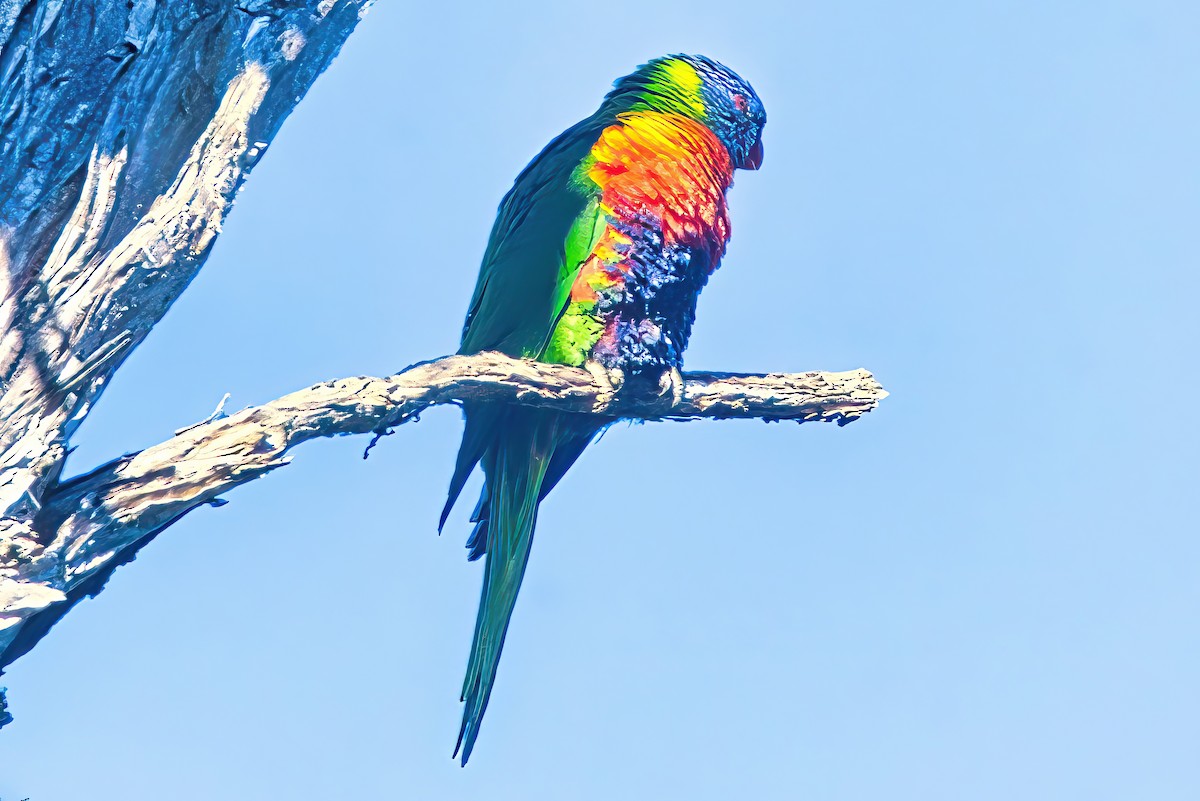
[742,138,764,170]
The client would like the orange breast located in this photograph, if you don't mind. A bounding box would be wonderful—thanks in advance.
[585,111,734,252]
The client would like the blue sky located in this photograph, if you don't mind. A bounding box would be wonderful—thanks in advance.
[3,1,1199,798]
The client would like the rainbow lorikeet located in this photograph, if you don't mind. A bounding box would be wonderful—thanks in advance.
[441,54,766,764]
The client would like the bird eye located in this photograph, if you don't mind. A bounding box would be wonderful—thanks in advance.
[732,93,750,113]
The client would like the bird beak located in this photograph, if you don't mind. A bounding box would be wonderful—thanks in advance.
[741,137,764,170]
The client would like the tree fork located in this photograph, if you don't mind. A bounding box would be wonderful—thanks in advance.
[0,0,374,725]
[0,0,887,731]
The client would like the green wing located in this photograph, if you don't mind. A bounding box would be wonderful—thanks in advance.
[442,119,607,529]
[459,119,607,359]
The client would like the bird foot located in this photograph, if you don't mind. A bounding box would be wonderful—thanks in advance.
[584,359,625,410]
[657,366,685,407]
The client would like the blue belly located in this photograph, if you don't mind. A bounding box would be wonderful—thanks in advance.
[589,214,715,372]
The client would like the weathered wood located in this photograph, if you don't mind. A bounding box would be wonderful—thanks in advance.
[0,352,884,670]
[0,0,372,721]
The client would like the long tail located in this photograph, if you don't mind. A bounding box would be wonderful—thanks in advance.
[446,410,593,765]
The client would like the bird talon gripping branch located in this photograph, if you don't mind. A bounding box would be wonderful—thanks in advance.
[583,359,624,409]
[657,366,686,407]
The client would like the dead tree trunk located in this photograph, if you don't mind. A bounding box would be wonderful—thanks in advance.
[0,0,886,728]
[0,0,374,724]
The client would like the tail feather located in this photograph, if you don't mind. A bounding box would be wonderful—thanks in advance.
[445,409,601,765]
[457,426,596,563]
[463,488,490,562]
[453,412,557,765]
[465,512,490,563]
[439,404,500,532]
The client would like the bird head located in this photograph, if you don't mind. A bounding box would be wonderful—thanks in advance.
[610,54,767,170]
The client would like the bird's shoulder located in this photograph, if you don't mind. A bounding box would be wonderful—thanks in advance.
[459,116,609,356]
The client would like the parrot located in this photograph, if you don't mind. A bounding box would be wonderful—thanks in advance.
[441,54,766,765]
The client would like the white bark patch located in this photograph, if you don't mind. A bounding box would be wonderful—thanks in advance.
[42,145,131,313]
[0,232,17,375]
[91,61,270,279]
[280,27,306,61]
[0,581,67,631]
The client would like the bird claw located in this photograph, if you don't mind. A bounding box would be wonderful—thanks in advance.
[585,362,683,408]
[584,360,624,410]
[657,366,685,407]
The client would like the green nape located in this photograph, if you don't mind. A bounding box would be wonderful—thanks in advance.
[629,57,705,120]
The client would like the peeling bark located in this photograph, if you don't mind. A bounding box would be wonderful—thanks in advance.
[0,0,372,719]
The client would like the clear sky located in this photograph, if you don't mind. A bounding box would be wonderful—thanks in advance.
[3,1,1199,798]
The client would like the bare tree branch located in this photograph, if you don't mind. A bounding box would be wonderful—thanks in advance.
[0,352,885,672]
